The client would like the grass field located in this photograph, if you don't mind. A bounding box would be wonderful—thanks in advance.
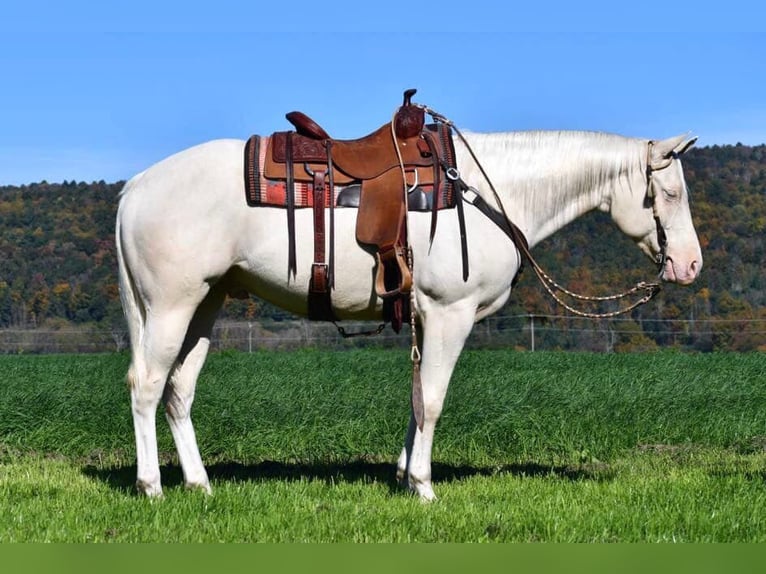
[0,349,765,542]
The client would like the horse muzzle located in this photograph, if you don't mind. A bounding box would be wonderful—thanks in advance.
[660,255,702,285]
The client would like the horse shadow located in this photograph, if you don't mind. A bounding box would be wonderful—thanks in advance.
[81,458,615,496]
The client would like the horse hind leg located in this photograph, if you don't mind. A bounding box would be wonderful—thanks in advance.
[129,304,200,497]
[162,285,227,494]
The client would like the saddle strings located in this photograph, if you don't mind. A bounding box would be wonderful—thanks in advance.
[389,112,422,365]
[416,104,662,320]
[389,111,425,430]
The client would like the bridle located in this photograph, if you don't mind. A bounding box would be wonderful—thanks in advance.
[419,104,665,319]
[645,140,679,276]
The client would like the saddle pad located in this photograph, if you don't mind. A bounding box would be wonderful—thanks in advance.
[244,135,342,208]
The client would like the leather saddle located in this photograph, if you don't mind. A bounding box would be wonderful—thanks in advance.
[258,89,455,328]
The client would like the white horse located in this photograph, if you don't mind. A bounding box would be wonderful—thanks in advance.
[116,128,702,500]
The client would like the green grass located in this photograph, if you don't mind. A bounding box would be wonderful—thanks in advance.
[2,448,765,542]
[0,349,765,541]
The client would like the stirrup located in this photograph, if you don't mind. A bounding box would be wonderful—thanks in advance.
[374,248,412,299]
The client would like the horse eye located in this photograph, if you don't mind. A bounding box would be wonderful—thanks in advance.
[663,188,680,199]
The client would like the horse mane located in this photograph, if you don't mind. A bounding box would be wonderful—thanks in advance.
[459,130,648,226]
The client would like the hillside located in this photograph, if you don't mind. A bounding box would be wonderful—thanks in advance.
[0,144,764,351]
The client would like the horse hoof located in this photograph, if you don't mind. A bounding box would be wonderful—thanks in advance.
[417,488,437,502]
[136,479,163,498]
[185,481,212,495]
[405,477,437,502]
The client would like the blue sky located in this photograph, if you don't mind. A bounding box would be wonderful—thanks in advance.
[1,1,763,185]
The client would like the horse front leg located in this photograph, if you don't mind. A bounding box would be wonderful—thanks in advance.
[396,302,476,501]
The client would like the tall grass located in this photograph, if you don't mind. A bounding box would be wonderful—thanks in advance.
[1,350,764,462]
[1,349,765,541]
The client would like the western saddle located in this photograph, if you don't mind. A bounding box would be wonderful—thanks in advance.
[246,89,457,330]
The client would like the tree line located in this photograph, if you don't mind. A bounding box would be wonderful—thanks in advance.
[0,143,764,351]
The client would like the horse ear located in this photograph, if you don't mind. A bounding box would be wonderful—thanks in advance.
[675,135,698,156]
[651,134,693,168]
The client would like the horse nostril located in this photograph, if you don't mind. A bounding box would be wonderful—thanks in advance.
[690,260,700,276]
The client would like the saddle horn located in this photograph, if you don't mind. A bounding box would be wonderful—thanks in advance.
[394,88,425,139]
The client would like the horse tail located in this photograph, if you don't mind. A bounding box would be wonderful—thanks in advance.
[115,179,146,388]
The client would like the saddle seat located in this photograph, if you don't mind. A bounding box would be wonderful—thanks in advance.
[265,116,436,183]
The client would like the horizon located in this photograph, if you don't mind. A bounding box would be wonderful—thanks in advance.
[1,138,763,188]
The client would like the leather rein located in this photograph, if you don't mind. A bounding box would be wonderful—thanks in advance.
[420,105,665,319]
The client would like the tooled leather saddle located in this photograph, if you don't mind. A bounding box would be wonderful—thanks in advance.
[243,89,458,331]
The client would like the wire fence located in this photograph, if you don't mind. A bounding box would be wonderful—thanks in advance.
[1,315,764,354]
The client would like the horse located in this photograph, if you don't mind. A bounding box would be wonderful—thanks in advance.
[115,127,702,501]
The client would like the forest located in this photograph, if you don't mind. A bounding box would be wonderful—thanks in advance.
[0,143,764,351]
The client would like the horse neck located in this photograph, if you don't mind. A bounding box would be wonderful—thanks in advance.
[455,131,646,248]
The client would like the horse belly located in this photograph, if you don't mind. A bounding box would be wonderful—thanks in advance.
[233,208,384,320]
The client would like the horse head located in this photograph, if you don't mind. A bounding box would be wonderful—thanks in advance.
[609,133,702,285]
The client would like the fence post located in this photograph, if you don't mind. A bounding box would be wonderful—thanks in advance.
[530,314,535,352]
